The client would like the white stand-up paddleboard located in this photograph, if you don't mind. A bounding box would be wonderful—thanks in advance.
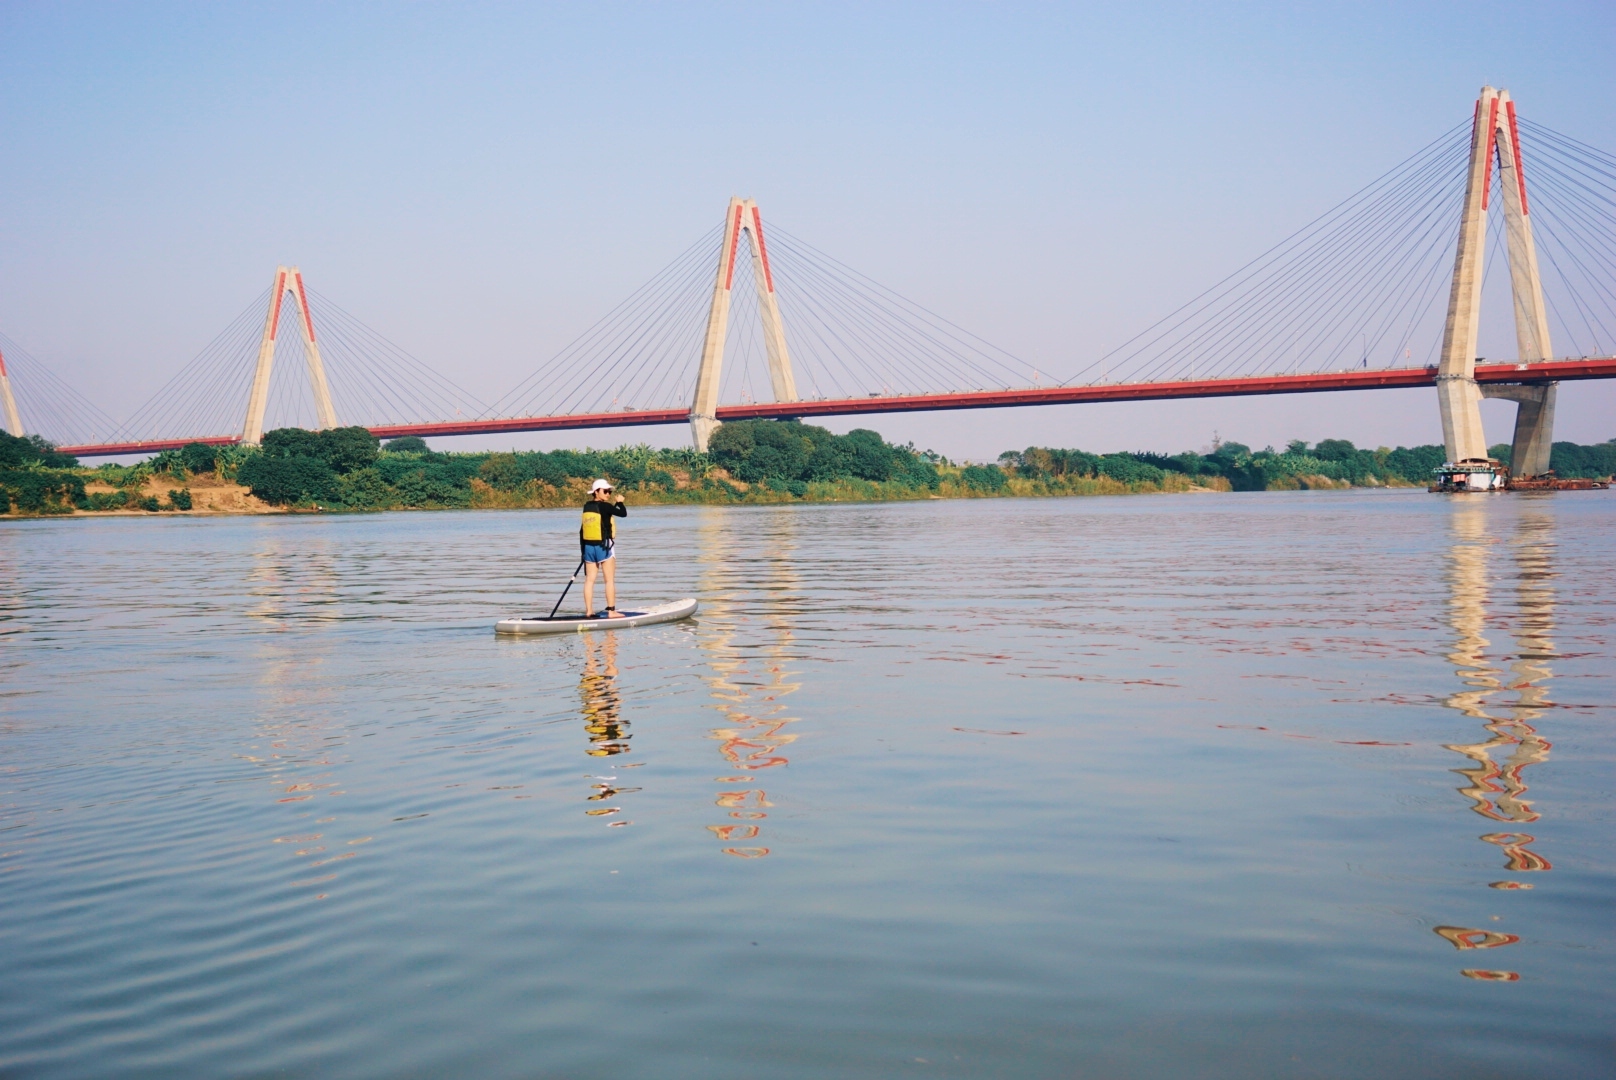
[495,597,699,636]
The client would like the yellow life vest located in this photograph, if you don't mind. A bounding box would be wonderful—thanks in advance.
[581,508,604,542]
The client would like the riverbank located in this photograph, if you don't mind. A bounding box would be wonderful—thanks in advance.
[13,465,1237,518]
[6,421,1607,518]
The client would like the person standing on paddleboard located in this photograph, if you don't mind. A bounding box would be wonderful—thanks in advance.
[580,480,627,618]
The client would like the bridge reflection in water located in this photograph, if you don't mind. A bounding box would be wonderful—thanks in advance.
[1434,505,1556,981]
[695,509,803,859]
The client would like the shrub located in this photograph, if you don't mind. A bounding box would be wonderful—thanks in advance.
[1550,439,1616,479]
[319,426,381,474]
[167,489,193,511]
[83,490,129,511]
[1313,438,1357,461]
[150,449,188,479]
[137,495,162,512]
[259,426,378,475]
[1,469,85,513]
[392,468,471,508]
[1002,446,1101,479]
[960,464,1008,491]
[709,419,935,489]
[180,442,219,475]
[1098,455,1165,485]
[336,468,393,509]
[478,453,527,490]
[0,431,78,469]
[892,454,941,489]
[213,445,255,481]
[260,427,324,460]
[237,454,340,505]
[1385,444,1445,484]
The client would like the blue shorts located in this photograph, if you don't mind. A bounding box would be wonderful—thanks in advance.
[582,542,614,564]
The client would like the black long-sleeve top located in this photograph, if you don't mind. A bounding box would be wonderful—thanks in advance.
[581,498,627,543]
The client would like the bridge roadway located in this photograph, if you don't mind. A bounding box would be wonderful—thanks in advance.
[59,357,1616,458]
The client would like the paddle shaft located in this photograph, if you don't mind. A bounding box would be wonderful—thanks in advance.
[548,557,586,619]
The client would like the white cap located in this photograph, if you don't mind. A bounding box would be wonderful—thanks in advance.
[590,479,612,493]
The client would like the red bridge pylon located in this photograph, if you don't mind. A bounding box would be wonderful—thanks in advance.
[1435,87,1556,489]
[243,266,337,444]
[0,348,22,436]
[691,198,799,451]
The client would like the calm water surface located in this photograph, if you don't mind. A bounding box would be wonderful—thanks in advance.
[1,491,1611,1078]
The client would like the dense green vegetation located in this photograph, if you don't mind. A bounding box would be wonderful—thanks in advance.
[997,435,1615,490]
[1000,438,1460,491]
[1,421,1610,517]
[0,430,84,514]
[705,421,939,496]
[0,430,78,469]
[1489,440,1616,480]
[224,420,942,509]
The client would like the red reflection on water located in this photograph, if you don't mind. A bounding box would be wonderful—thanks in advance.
[1436,510,1558,978]
[1434,926,1520,950]
[697,525,802,858]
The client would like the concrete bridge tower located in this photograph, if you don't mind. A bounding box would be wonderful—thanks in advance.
[1436,87,1558,488]
[690,198,800,452]
[242,266,339,445]
[0,349,23,437]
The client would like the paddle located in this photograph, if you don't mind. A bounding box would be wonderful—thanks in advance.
[547,556,586,619]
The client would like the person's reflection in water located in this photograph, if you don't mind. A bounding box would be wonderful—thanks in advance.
[1433,506,1556,980]
[579,632,639,826]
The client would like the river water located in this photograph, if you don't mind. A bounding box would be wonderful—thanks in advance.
[0,491,1611,1078]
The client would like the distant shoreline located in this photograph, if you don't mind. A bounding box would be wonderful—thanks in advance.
[3,471,1433,521]
[8,422,1608,519]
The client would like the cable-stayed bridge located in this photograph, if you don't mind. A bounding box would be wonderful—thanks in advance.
[5,87,1616,481]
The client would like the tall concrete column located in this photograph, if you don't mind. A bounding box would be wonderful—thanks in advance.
[242,266,340,446]
[1436,88,1499,464]
[1492,92,1557,478]
[242,267,289,445]
[1436,87,1560,477]
[741,201,799,404]
[0,349,23,436]
[1493,93,1553,366]
[1482,382,1557,478]
[690,197,800,451]
[690,199,745,452]
[287,269,339,430]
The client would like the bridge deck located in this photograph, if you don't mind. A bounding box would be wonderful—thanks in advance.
[58,357,1616,457]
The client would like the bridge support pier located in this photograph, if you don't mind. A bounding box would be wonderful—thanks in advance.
[1482,381,1558,479]
[690,197,798,452]
[242,266,338,445]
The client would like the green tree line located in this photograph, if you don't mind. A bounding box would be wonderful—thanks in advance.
[223,421,945,509]
[3,422,1612,515]
[1001,436,1616,490]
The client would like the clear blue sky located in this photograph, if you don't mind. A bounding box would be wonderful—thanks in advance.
[2,1,1612,457]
